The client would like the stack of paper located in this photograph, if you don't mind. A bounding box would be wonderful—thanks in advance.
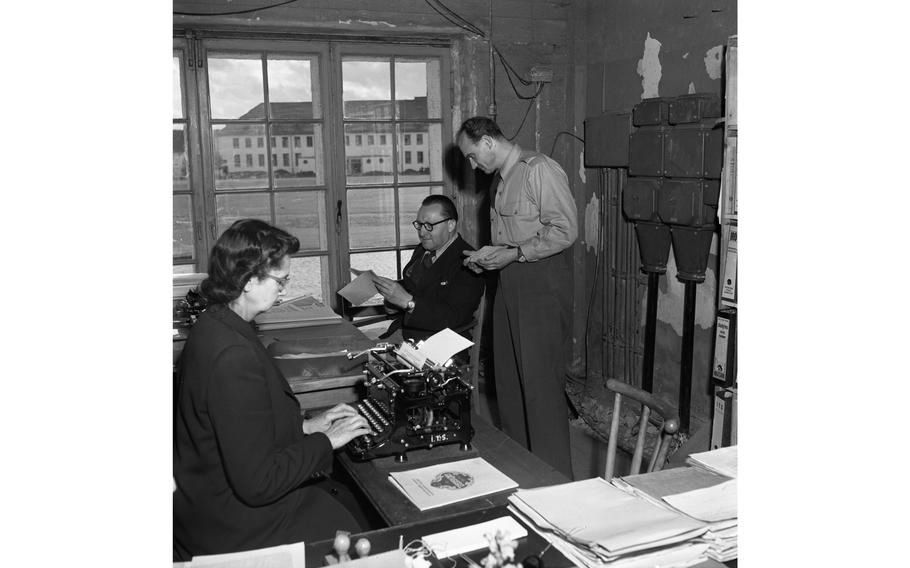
[254,295,342,330]
[612,465,738,563]
[686,445,738,478]
[174,541,306,567]
[507,478,710,568]
[388,457,518,511]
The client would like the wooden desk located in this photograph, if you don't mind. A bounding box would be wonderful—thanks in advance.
[339,415,569,527]
[174,318,376,411]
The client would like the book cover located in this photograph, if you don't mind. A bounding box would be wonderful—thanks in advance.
[254,295,342,329]
[388,457,518,511]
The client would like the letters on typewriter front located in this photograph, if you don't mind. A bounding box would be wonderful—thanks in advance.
[345,341,474,463]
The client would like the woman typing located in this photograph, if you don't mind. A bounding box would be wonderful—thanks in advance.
[173,219,371,561]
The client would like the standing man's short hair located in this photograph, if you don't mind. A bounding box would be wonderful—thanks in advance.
[421,194,458,222]
[457,116,504,143]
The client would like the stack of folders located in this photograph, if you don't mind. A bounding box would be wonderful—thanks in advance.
[507,478,711,568]
[686,445,738,479]
[614,465,738,562]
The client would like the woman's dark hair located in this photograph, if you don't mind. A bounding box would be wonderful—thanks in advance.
[421,194,458,222]
[200,219,300,305]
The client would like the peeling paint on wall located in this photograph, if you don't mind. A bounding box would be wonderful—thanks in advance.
[688,82,696,94]
[636,33,663,99]
[704,45,724,80]
[578,151,586,183]
[648,251,717,334]
[583,193,601,253]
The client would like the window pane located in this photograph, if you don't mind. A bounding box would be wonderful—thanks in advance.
[173,195,195,262]
[273,123,324,187]
[275,191,328,252]
[173,56,183,118]
[398,187,442,247]
[348,187,395,249]
[213,125,268,190]
[215,193,270,237]
[268,56,321,119]
[344,123,394,185]
[174,264,196,275]
[287,256,330,303]
[351,250,397,281]
[395,59,441,119]
[342,59,392,119]
[398,123,443,183]
[208,54,264,120]
[173,125,189,191]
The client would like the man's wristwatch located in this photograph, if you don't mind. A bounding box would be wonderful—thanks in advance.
[406,299,416,312]
[508,244,527,263]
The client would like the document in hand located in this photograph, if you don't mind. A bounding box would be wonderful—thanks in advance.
[388,457,518,511]
[507,478,707,558]
[686,445,738,478]
[338,270,380,306]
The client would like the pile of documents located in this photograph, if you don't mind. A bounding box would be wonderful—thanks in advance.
[507,478,711,568]
[679,445,738,561]
[254,295,342,330]
[388,457,518,511]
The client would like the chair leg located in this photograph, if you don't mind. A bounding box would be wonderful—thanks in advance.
[605,392,622,479]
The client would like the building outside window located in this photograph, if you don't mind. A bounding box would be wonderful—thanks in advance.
[174,39,449,304]
[416,134,423,145]
[417,151,424,163]
[404,134,411,145]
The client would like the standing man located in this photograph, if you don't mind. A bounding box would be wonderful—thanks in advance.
[457,116,577,478]
[373,194,485,343]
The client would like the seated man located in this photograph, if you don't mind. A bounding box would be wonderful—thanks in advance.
[373,194,485,343]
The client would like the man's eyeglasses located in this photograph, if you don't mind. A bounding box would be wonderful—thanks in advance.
[412,218,452,232]
[263,274,291,289]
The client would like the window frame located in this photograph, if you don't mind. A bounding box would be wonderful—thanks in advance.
[174,35,453,310]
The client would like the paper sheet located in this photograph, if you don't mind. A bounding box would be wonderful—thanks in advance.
[176,541,306,567]
[662,479,737,523]
[338,271,380,305]
[422,516,528,558]
[416,328,473,366]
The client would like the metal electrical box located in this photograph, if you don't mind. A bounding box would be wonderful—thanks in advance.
[664,125,724,179]
[657,179,720,226]
[623,177,661,221]
[629,127,666,176]
[632,97,671,126]
[584,111,631,168]
[668,94,722,124]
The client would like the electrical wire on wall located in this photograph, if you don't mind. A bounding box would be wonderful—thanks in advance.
[174,0,301,17]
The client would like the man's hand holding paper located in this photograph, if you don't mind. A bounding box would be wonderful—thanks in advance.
[337,270,380,306]
[462,245,517,272]
[373,274,412,309]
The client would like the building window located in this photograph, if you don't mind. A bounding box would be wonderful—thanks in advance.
[175,39,449,303]
[404,134,411,145]
[405,151,411,164]
[416,134,423,145]
[417,151,424,163]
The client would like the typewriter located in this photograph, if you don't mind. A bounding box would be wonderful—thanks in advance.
[345,341,474,462]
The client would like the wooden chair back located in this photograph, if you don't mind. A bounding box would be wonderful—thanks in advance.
[604,378,680,479]
[463,293,487,410]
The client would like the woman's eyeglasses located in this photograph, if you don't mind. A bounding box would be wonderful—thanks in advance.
[412,218,452,232]
[263,274,291,289]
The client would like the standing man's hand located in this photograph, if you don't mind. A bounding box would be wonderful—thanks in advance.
[373,275,412,309]
[462,245,519,272]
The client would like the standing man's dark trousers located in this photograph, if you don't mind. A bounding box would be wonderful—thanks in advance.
[492,252,573,478]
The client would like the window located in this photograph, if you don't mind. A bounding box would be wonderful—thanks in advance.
[404,151,411,164]
[404,134,411,145]
[175,38,449,304]
[417,151,424,163]
[417,134,423,145]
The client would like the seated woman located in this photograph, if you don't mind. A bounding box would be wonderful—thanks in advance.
[173,219,372,561]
